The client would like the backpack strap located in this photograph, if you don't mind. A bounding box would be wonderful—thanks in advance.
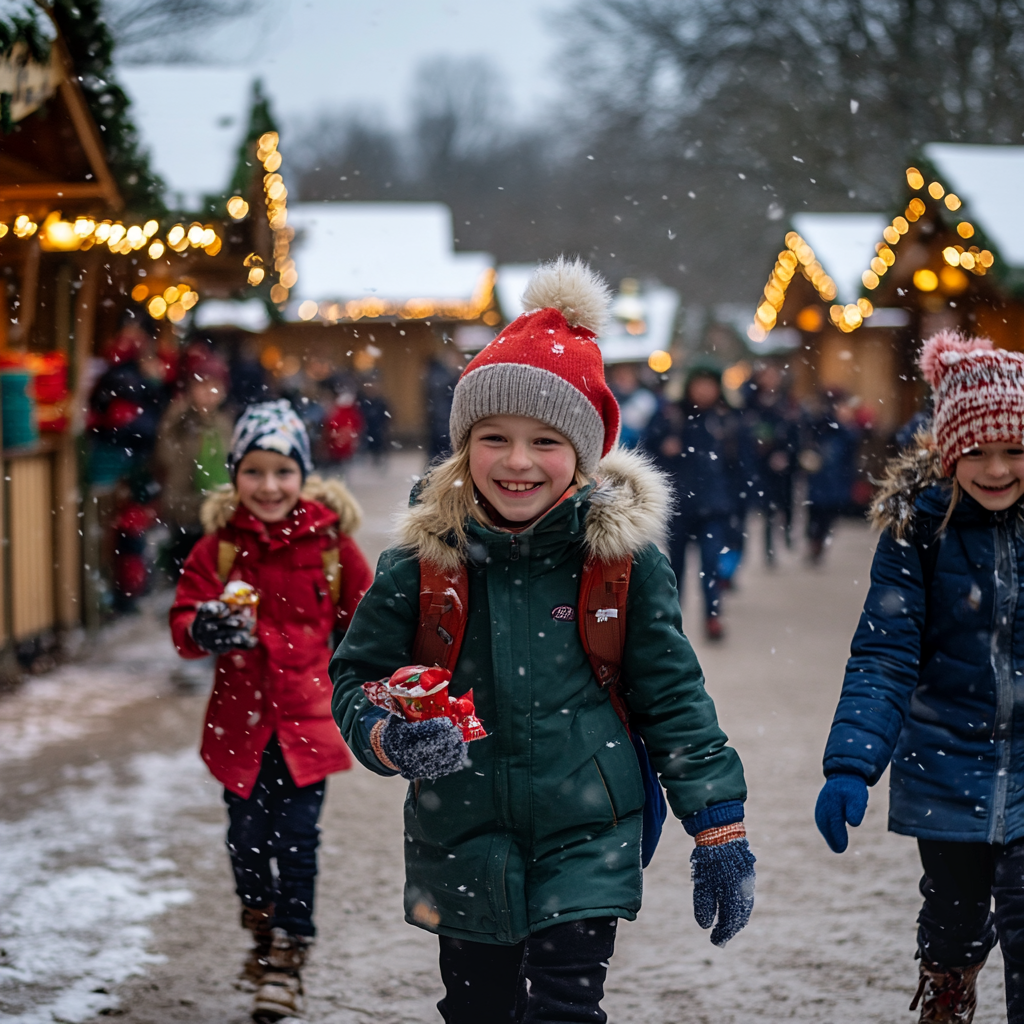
[413,560,470,670]
[217,539,239,582]
[578,554,633,725]
[321,547,342,603]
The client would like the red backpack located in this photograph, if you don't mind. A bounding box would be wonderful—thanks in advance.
[413,554,668,866]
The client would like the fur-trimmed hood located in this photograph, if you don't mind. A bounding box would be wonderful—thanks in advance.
[394,445,671,571]
[199,474,362,535]
[869,433,946,539]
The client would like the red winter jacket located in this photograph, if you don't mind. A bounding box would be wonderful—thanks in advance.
[170,476,373,796]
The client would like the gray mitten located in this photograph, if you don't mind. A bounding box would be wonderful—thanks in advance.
[380,717,467,781]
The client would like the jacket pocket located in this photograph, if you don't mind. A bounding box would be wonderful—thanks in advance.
[593,734,645,820]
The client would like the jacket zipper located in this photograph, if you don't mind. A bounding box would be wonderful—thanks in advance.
[989,514,1017,844]
[510,535,519,561]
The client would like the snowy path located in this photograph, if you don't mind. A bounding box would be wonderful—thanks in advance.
[0,455,1010,1022]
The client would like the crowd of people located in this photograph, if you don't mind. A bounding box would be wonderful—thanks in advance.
[85,309,392,613]
[609,357,876,641]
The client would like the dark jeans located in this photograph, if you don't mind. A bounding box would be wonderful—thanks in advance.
[223,736,325,937]
[668,515,724,618]
[917,838,1024,1023]
[437,917,616,1024]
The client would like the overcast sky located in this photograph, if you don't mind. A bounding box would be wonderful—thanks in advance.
[219,0,573,131]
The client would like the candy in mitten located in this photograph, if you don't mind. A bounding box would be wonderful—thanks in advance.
[691,834,756,947]
[814,774,868,853]
[190,600,259,654]
[379,716,467,781]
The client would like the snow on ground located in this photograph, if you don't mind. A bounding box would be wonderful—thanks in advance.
[0,747,212,1022]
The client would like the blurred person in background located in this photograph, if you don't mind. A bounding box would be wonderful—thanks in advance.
[609,362,658,449]
[800,389,862,565]
[424,348,463,460]
[154,352,234,579]
[322,379,365,473]
[88,311,175,613]
[359,376,391,466]
[644,362,743,640]
[743,361,801,565]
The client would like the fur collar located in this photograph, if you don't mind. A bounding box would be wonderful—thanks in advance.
[200,474,362,535]
[869,433,945,539]
[394,446,671,571]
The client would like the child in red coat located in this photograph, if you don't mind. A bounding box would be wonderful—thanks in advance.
[170,400,371,1023]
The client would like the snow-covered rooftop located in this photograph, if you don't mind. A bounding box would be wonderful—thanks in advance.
[117,68,251,210]
[924,143,1024,268]
[790,213,889,304]
[287,202,493,305]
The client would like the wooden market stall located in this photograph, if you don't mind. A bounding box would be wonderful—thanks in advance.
[0,18,126,666]
[747,148,1024,436]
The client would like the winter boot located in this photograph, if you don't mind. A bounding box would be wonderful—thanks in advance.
[239,904,275,987]
[909,959,986,1023]
[252,927,312,1022]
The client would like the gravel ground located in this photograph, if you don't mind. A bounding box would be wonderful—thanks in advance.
[0,453,1009,1023]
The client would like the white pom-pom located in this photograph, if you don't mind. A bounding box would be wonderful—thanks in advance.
[521,256,611,334]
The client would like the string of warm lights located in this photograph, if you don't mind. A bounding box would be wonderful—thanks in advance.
[0,211,223,258]
[292,268,499,324]
[229,131,296,306]
[129,281,199,323]
[748,233,838,342]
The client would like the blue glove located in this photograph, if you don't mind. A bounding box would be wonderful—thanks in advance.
[815,773,868,853]
[380,716,467,781]
[691,839,756,946]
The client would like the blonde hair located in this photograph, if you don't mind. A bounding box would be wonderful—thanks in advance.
[413,442,590,557]
[938,477,962,536]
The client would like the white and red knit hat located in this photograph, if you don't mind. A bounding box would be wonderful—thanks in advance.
[919,330,1024,474]
[449,257,620,475]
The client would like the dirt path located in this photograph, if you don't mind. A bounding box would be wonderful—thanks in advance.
[0,455,1008,1023]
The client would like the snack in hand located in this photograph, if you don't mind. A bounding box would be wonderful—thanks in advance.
[362,665,487,741]
[221,580,259,636]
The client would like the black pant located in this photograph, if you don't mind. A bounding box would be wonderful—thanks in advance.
[223,736,325,937]
[437,917,616,1024]
[918,838,1024,1022]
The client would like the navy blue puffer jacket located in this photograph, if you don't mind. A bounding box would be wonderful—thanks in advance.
[823,446,1024,844]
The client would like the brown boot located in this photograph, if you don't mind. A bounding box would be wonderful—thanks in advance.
[909,959,986,1023]
[239,905,275,986]
[252,927,313,1022]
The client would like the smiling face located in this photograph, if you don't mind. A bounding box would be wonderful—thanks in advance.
[235,449,303,522]
[468,415,579,523]
[954,442,1024,511]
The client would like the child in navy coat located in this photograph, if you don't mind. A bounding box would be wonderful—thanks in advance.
[816,332,1024,1023]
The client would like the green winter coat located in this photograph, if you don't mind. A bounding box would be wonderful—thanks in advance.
[330,447,745,944]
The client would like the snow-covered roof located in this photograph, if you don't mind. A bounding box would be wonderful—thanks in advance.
[495,264,535,321]
[117,68,251,210]
[790,213,890,304]
[193,298,270,333]
[924,143,1024,268]
[287,202,493,305]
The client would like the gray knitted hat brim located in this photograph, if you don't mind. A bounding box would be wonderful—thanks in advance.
[449,363,605,475]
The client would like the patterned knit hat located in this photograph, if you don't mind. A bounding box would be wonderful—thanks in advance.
[919,331,1024,474]
[228,399,313,480]
[449,257,620,475]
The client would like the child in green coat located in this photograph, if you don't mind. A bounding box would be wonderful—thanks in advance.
[330,258,754,1023]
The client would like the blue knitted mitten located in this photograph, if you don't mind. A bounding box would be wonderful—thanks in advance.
[691,839,756,946]
[814,774,868,853]
[380,717,467,781]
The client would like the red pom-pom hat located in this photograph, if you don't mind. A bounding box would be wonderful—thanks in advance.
[918,330,1024,474]
[449,258,620,476]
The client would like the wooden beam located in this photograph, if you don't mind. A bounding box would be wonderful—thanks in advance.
[0,182,109,202]
[52,37,123,213]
